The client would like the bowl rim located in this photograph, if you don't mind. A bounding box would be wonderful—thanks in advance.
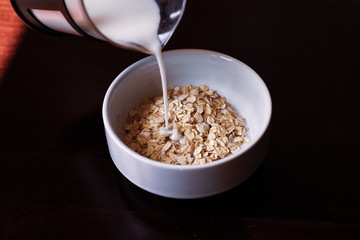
[102,49,272,170]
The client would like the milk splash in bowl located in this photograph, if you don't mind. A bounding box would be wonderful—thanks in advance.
[83,0,178,131]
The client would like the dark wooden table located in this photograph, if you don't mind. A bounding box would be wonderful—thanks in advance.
[1,0,359,239]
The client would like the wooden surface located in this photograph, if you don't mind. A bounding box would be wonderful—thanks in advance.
[1,0,360,239]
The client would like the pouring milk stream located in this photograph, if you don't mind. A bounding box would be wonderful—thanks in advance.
[83,0,180,137]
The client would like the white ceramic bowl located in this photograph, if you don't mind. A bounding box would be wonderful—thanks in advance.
[103,49,272,199]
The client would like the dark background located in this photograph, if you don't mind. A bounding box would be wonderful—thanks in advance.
[1,0,359,239]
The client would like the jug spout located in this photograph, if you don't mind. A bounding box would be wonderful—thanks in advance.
[80,0,187,54]
[156,0,187,47]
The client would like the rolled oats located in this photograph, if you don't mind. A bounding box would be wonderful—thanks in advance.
[124,85,250,165]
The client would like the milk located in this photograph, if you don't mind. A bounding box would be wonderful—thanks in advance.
[83,0,171,129]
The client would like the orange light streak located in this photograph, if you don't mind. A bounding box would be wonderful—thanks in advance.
[0,0,26,84]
